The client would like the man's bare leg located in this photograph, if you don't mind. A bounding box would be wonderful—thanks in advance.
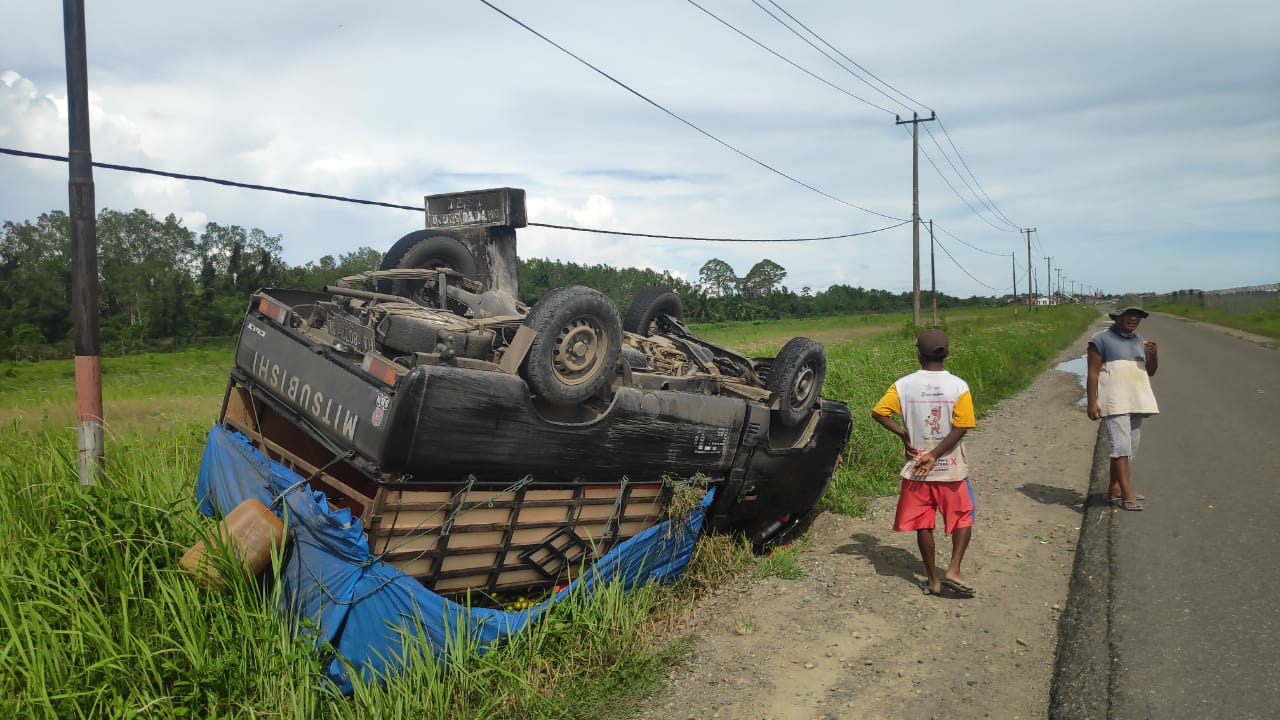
[945,525,971,585]
[917,528,940,593]
[1110,456,1139,503]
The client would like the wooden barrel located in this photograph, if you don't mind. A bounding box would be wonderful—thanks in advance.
[180,498,286,589]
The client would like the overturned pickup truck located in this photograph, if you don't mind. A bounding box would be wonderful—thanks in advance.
[214,195,851,598]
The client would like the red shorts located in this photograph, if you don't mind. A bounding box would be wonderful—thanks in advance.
[893,478,975,534]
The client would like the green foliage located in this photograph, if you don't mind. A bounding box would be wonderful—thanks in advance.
[818,306,1096,513]
[755,542,804,580]
[2,202,1011,361]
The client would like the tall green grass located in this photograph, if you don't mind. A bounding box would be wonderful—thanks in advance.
[0,423,736,719]
[820,306,1096,513]
[1,305,1096,718]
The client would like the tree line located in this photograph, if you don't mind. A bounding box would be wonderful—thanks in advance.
[0,208,997,360]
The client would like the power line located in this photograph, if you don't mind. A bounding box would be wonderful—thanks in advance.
[935,118,1021,230]
[932,232,1010,292]
[532,219,910,242]
[932,221,1009,257]
[0,146,909,243]
[905,127,1019,234]
[477,0,903,222]
[922,124,1020,231]
[761,0,931,114]
[742,1,1023,235]
[0,147,422,212]
[684,0,898,116]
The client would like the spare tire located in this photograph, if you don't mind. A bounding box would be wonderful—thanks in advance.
[378,230,477,304]
[622,286,683,336]
[522,286,621,405]
[768,337,826,428]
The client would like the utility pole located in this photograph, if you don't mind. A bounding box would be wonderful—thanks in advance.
[1057,268,1063,302]
[896,111,936,327]
[928,219,937,327]
[64,0,104,486]
[1046,256,1052,305]
[1011,253,1018,318]
[1023,228,1035,310]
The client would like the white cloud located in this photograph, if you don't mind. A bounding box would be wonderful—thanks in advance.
[2,2,1277,296]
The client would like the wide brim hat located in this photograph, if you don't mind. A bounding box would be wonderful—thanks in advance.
[1108,306,1149,320]
[1109,295,1149,321]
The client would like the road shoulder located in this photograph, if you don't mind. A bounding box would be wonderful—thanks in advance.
[631,328,1104,720]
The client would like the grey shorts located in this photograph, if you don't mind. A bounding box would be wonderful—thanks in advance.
[1104,414,1148,458]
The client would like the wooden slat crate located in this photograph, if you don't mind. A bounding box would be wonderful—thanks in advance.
[219,381,671,596]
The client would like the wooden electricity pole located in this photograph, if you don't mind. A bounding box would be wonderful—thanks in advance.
[896,111,935,327]
[1046,256,1052,305]
[64,0,104,485]
[1011,253,1018,318]
[1023,228,1036,310]
[928,219,937,327]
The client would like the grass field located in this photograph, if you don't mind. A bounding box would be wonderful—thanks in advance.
[0,305,1097,719]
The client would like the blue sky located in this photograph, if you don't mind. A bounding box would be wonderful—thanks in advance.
[2,1,1277,298]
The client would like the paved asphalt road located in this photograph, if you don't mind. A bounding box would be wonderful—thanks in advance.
[1098,312,1279,718]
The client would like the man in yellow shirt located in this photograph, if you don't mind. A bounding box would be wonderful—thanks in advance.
[872,329,977,597]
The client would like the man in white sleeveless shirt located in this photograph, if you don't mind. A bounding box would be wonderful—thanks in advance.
[1087,297,1159,511]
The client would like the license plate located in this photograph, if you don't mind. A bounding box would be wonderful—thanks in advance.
[328,312,375,353]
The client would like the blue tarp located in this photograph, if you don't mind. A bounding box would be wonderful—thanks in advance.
[194,425,708,693]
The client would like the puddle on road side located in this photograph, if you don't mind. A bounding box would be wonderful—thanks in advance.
[1056,355,1088,406]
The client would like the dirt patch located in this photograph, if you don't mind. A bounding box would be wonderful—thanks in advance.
[630,323,1105,720]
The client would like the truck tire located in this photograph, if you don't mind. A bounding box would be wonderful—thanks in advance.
[768,337,826,428]
[522,286,621,405]
[622,287,683,336]
[377,230,477,303]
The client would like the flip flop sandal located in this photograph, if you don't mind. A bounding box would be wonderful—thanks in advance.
[941,578,976,596]
[1109,495,1146,504]
[1115,499,1144,511]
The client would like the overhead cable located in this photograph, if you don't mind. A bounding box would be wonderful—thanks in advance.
[750,0,919,116]
[754,0,1022,235]
[932,233,1010,292]
[932,221,1010,257]
[0,147,422,212]
[1,146,907,243]
[923,124,1020,231]
[904,128,1020,234]
[476,0,904,222]
[530,219,910,242]
[685,0,897,115]
[935,118,1022,230]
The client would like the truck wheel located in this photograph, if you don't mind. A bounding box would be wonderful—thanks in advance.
[769,337,826,428]
[622,286,683,336]
[522,286,621,405]
[378,230,477,302]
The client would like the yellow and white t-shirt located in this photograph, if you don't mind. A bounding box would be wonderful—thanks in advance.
[873,369,976,483]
